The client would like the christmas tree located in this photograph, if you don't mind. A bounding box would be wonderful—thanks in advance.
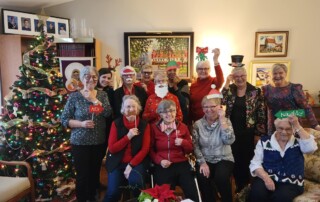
[0,22,75,200]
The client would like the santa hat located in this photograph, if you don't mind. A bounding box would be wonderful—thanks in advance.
[207,84,223,99]
[166,61,179,71]
[120,66,136,76]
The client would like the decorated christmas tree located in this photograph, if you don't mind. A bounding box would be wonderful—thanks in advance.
[0,22,75,200]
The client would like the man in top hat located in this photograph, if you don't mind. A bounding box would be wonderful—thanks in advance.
[229,55,245,67]
[166,61,190,124]
[113,66,148,118]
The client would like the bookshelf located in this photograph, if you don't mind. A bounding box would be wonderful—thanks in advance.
[54,37,101,68]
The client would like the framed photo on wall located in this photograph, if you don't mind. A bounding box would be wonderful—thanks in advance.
[249,60,291,88]
[2,9,70,38]
[124,32,194,80]
[254,31,289,57]
[59,57,94,92]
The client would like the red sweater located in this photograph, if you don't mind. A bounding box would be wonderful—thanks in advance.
[142,93,183,124]
[135,81,155,97]
[150,121,193,165]
[190,64,224,122]
[108,116,150,166]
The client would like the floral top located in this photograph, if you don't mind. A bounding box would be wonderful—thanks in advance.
[192,117,235,164]
[221,82,266,136]
[61,91,112,145]
[262,83,318,135]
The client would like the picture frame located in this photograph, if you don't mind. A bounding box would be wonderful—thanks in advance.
[124,32,194,80]
[254,31,289,57]
[249,60,291,88]
[1,9,70,38]
[58,57,94,92]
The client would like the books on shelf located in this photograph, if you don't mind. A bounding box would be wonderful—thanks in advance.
[57,44,86,57]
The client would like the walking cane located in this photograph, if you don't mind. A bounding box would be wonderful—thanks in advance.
[186,154,202,202]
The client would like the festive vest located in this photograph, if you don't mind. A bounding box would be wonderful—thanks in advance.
[261,135,304,186]
[106,117,148,172]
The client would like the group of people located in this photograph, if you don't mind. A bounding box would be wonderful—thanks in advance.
[61,49,319,202]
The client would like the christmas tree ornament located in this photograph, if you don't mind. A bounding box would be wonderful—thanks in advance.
[0,22,74,199]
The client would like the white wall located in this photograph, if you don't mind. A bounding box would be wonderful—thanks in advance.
[30,0,320,101]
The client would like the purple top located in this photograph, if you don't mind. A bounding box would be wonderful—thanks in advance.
[262,83,318,135]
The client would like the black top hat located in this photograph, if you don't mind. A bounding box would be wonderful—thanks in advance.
[228,55,244,67]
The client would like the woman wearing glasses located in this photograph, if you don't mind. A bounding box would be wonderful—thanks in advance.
[221,66,266,193]
[150,100,199,202]
[192,90,235,202]
[135,64,155,97]
[190,48,225,123]
[61,66,112,202]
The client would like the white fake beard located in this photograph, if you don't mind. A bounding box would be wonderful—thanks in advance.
[155,84,168,98]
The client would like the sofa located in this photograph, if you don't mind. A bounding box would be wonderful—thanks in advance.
[236,128,320,202]
[294,128,320,202]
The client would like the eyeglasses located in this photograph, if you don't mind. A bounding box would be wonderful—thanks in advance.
[276,127,293,133]
[202,105,218,109]
[197,68,210,71]
[122,74,134,77]
[84,74,98,81]
[142,71,152,75]
[160,109,176,114]
[233,75,247,80]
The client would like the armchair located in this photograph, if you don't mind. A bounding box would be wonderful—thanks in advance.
[0,160,35,202]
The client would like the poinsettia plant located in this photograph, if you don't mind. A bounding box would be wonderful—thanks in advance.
[138,184,177,202]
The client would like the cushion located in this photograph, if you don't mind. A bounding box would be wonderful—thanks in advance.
[0,176,31,201]
[304,154,320,183]
[293,180,320,202]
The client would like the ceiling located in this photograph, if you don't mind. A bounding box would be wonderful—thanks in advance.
[0,0,74,11]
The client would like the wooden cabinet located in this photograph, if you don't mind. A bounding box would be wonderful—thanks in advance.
[301,105,320,128]
[54,37,101,68]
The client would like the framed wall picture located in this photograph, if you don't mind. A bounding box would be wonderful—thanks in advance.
[254,31,289,57]
[249,60,291,87]
[2,9,70,38]
[59,57,94,92]
[124,32,194,80]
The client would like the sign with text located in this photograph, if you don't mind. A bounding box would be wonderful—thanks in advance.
[89,105,103,114]
[275,109,306,119]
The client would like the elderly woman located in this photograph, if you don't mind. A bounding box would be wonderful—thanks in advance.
[262,63,320,135]
[135,64,155,96]
[222,67,266,193]
[249,115,318,202]
[104,95,150,202]
[61,66,112,202]
[190,48,224,122]
[192,93,235,202]
[150,100,199,202]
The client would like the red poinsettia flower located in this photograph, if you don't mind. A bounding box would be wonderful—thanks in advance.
[142,184,177,202]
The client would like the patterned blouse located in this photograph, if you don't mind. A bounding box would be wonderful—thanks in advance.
[61,90,112,145]
[262,83,318,135]
[221,82,266,136]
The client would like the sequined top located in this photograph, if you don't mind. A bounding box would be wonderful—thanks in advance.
[61,91,112,145]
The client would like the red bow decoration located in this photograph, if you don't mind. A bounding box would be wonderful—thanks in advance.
[142,184,176,202]
[196,46,208,54]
